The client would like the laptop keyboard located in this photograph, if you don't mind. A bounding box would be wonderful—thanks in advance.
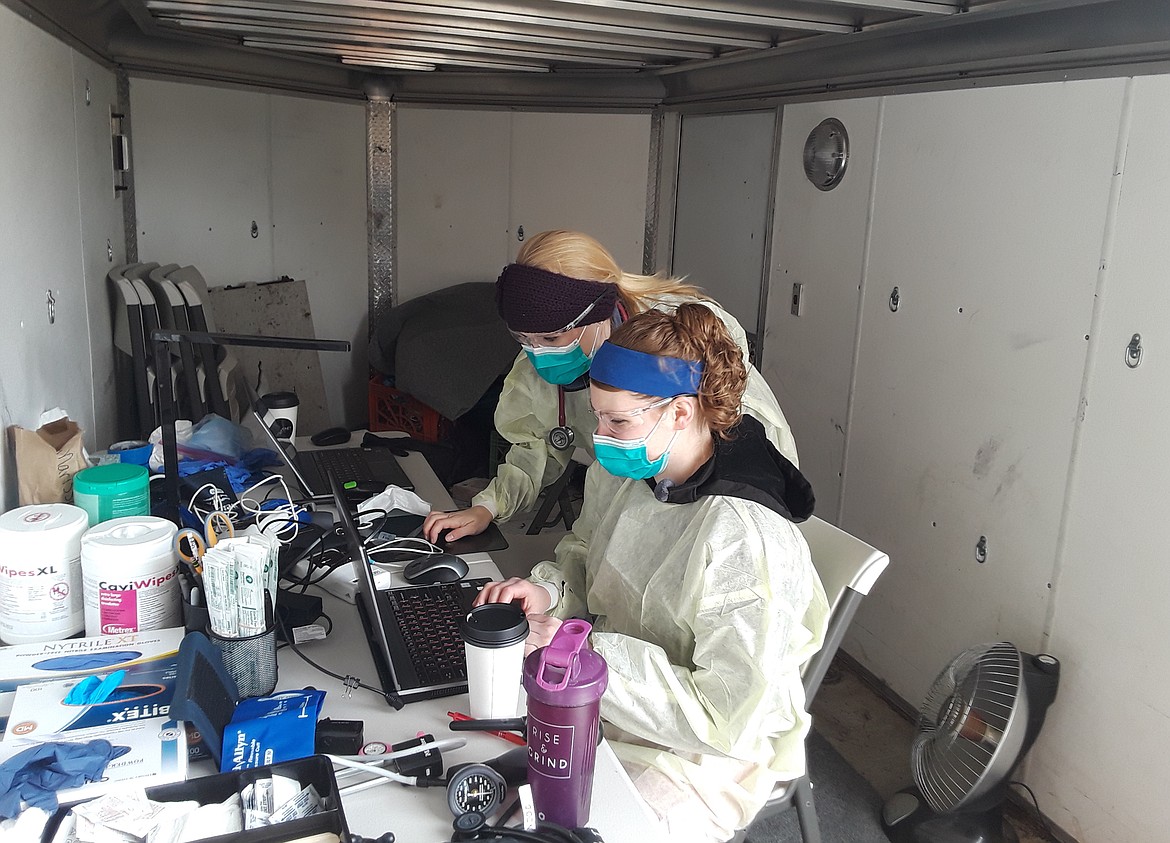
[307,448,375,482]
[388,579,491,687]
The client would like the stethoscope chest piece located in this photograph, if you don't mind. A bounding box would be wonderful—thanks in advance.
[548,425,575,451]
[549,386,575,451]
[451,810,488,840]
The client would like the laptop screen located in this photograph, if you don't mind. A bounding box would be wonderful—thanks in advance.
[252,405,315,496]
[328,469,402,695]
[244,380,317,495]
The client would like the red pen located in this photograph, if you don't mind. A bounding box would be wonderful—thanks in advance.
[447,710,527,746]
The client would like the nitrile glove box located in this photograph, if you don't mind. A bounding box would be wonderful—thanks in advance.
[0,627,184,733]
[0,675,188,801]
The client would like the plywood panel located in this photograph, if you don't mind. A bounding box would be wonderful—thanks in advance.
[842,79,1125,704]
[132,78,273,287]
[396,107,511,302]
[270,96,367,427]
[673,110,775,335]
[509,111,650,270]
[208,279,330,435]
[1027,75,1170,843]
[764,99,882,517]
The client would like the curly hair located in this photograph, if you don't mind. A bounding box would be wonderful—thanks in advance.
[516,230,708,314]
[603,303,746,437]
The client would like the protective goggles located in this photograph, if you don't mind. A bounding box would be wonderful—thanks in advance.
[508,289,611,348]
[590,395,675,429]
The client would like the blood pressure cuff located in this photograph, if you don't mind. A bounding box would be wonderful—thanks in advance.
[220,689,325,773]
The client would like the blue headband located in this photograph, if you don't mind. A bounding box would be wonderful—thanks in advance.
[590,342,703,397]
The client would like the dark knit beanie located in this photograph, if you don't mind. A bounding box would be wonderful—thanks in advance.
[496,264,619,334]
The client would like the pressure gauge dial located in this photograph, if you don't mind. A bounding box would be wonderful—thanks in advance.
[446,763,507,817]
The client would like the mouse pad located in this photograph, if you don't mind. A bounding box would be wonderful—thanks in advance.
[368,512,509,559]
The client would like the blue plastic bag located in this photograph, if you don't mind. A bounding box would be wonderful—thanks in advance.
[180,413,252,463]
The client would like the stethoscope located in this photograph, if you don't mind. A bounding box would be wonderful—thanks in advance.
[546,303,627,453]
[548,387,575,452]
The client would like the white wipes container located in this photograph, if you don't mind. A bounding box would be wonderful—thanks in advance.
[81,516,181,636]
[0,504,88,644]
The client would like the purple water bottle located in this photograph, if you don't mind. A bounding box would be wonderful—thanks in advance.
[522,618,609,828]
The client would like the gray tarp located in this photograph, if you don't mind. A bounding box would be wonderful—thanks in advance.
[369,281,518,420]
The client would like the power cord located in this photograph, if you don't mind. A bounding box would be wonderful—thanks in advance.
[275,611,404,710]
[1008,780,1059,842]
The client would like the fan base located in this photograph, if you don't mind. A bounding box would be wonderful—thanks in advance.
[882,787,1018,843]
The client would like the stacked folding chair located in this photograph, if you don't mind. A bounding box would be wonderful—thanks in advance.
[107,263,239,440]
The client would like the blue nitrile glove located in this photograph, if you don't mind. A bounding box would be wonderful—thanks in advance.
[239,448,281,473]
[64,670,128,705]
[0,740,130,817]
[177,458,257,493]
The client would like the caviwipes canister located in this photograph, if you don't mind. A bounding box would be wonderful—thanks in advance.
[81,516,180,636]
[0,504,88,644]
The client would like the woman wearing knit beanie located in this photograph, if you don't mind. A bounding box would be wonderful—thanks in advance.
[422,229,799,543]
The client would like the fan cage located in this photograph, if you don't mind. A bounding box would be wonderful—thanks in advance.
[911,641,1025,814]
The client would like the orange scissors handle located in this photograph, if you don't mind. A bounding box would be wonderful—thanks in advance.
[175,529,207,568]
[204,511,234,547]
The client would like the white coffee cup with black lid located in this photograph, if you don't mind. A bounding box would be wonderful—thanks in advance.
[461,602,529,719]
[262,391,300,442]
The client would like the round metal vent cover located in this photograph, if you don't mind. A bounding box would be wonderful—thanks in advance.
[803,118,849,191]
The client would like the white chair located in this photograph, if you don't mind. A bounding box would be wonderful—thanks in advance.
[733,515,890,843]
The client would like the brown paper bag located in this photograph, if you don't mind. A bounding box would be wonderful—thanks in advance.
[10,416,89,506]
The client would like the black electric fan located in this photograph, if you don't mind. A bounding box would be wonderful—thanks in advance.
[882,642,1060,843]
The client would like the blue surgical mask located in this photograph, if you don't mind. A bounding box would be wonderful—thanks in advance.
[592,409,680,480]
[525,338,592,385]
[523,325,602,386]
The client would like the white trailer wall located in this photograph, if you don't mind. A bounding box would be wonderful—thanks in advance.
[395,107,651,302]
[6,2,1166,834]
[131,79,368,426]
[765,77,1168,842]
[130,93,651,426]
[0,6,125,508]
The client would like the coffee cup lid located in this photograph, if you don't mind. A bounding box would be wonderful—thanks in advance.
[262,391,299,409]
[461,603,528,648]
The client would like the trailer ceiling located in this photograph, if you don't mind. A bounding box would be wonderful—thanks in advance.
[7,0,1170,105]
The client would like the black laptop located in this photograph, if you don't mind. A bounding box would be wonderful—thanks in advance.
[250,385,413,497]
[329,470,490,705]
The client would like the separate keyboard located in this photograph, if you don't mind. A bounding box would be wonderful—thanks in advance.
[388,578,490,687]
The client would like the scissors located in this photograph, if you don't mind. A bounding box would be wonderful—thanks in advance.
[175,511,234,568]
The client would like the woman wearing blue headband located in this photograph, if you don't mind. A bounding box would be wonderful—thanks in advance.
[423,229,799,544]
[476,304,829,843]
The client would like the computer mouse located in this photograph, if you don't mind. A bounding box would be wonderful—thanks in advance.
[403,553,469,585]
[311,426,352,447]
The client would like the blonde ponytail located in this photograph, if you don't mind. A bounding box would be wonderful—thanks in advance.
[516,230,708,314]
